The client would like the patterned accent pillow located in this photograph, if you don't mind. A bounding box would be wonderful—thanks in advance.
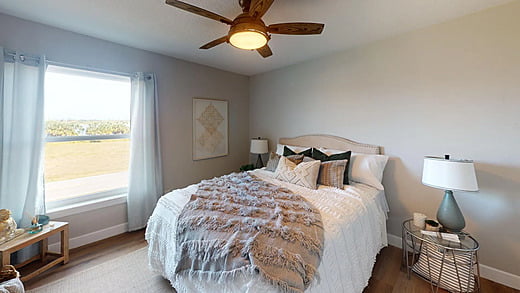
[265,153,304,172]
[274,157,321,189]
[283,146,312,157]
[302,156,317,163]
[312,148,352,185]
[286,154,305,165]
[318,160,348,188]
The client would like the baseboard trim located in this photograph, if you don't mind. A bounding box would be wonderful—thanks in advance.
[479,264,520,290]
[49,223,128,252]
[387,233,403,248]
[387,233,520,290]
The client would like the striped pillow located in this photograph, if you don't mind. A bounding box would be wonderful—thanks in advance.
[312,148,352,185]
[318,160,348,188]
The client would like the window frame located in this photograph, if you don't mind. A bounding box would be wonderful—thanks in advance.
[43,64,131,210]
[45,134,129,143]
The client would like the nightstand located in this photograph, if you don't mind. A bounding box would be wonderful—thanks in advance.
[0,221,69,282]
[401,219,480,292]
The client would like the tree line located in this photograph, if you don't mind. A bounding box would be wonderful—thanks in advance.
[46,120,130,136]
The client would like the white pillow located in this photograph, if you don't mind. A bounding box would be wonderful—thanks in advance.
[349,153,389,190]
[316,147,346,156]
[276,144,311,156]
[274,157,321,189]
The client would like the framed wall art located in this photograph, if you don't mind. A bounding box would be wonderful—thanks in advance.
[192,98,228,160]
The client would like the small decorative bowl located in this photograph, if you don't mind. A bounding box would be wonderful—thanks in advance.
[36,215,50,225]
[425,220,440,232]
[27,223,43,234]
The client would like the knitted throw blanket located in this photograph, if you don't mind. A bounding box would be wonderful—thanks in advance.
[174,172,324,293]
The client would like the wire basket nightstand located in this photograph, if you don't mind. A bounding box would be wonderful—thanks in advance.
[402,219,481,293]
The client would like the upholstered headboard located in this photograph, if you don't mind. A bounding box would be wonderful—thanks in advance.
[279,134,381,155]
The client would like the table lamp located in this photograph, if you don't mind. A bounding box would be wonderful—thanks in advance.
[422,155,478,232]
[250,138,268,168]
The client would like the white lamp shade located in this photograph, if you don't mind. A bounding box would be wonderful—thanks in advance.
[250,139,268,154]
[422,157,479,191]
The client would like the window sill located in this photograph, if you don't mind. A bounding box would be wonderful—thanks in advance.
[47,194,127,219]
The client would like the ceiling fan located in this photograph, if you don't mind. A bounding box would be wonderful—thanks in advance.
[165,0,325,58]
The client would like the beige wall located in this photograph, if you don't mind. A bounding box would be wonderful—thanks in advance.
[250,2,520,275]
[0,13,250,240]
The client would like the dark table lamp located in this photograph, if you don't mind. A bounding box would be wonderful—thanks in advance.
[250,138,268,168]
[422,155,478,232]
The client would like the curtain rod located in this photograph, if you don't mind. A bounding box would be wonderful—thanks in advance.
[3,49,41,64]
[3,48,135,78]
[46,60,133,78]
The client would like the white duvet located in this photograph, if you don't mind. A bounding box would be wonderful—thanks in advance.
[145,169,389,293]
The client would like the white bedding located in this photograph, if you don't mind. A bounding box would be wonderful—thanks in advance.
[145,169,389,293]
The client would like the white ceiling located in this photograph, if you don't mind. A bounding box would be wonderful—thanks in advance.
[0,0,514,76]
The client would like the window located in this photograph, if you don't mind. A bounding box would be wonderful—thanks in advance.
[44,65,131,209]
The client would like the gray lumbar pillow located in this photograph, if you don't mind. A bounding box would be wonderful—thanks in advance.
[265,152,281,172]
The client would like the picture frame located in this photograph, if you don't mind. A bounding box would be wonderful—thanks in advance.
[192,98,228,160]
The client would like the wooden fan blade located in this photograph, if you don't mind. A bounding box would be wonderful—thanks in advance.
[165,0,233,25]
[200,36,228,49]
[249,0,274,18]
[239,0,251,13]
[257,44,273,58]
[268,23,324,35]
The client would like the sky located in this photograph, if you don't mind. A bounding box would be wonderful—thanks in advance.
[44,66,131,121]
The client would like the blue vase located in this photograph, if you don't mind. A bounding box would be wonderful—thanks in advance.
[436,190,465,232]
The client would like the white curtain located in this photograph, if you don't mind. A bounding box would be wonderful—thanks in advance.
[127,73,163,231]
[0,48,46,228]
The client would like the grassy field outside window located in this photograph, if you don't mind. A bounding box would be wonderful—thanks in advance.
[44,139,130,183]
[44,138,130,202]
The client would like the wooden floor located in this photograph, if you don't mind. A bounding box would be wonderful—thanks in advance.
[24,230,518,293]
[363,245,518,293]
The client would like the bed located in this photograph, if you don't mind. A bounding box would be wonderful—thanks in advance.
[145,135,389,293]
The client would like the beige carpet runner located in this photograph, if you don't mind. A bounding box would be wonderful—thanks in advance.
[28,247,175,293]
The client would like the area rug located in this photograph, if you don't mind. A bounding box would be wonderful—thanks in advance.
[28,247,176,293]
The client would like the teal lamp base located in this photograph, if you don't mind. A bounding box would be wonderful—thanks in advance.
[436,190,466,232]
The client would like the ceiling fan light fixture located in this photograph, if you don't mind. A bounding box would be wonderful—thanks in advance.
[229,29,268,50]
[165,0,325,57]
